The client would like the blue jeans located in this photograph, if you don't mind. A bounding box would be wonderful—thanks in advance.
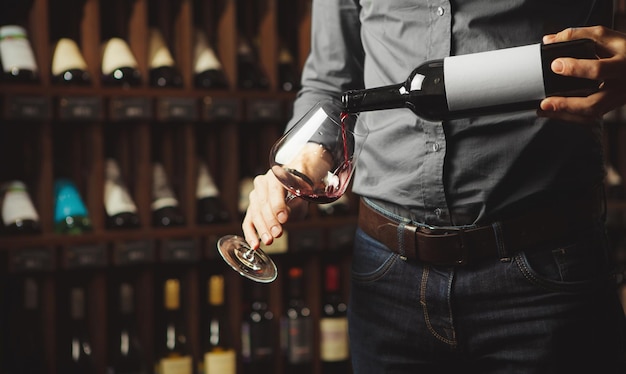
[349,211,625,373]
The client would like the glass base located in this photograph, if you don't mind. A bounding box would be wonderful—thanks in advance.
[217,235,278,283]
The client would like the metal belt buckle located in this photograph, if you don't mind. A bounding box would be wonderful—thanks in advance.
[418,226,469,266]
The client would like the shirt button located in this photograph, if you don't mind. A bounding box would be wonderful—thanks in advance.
[436,6,445,16]
[432,143,441,152]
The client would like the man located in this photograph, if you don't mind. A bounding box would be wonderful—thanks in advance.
[243,1,626,372]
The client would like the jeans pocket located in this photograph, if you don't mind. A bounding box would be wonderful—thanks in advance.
[351,228,401,282]
[515,228,609,291]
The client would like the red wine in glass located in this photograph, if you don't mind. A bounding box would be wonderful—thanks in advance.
[217,101,367,283]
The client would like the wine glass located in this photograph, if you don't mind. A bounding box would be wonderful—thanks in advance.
[217,100,367,283]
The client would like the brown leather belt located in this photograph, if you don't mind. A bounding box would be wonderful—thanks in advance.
[358,196,603,266]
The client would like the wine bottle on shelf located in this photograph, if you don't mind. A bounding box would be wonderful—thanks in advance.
[278,42,298,92]
[238,176,254,218]
[237,35,269,90]
[148,27,183,88]
[100,0,141,87]
[156,278,193,374]
[341,39,601,121]
[53,178,92,234]
[196,159,230,224]
[49,0,91,85]
[241,283,276,374]
[107,282,147,374]
[0,0,38,82]
[4,277,46,374]
[0,180,41,235]
[104,158,140,229]
[281,267,314,374]
[200,274,236,374]
[0,20,38,83]
[151,162,185,227]
[58,287,96,374]
[320,263,350,373]
[193,28,228,89]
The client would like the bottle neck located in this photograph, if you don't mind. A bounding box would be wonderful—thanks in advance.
[341,83,406,114]
[50,0,82,40]
[100,0,130,40]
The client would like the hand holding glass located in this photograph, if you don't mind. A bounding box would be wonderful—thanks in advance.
[217,101,367,282]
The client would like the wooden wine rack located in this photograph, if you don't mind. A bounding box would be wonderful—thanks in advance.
[2,0,626,373]
[0,0,357,373]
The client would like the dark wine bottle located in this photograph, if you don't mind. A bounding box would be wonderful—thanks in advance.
[320,264,350,374]
[156,278,193,374]
[0,180,41,235]
[282,267,314,374]
[278,43,298,92]
[100,0,141,87]
[0,0,39,83]
[58,287,96,374]
[104,158,140,229]
[4,277,46,374]
[200,274,236,374]
[108,282,147,374]
[241,283,275,374]
[49,0,91,85]
[148,27,183,88]
[193,28,228,89]
[237,36,269,90]
[342,39,601,121]
[0,25,38,82]
[196,160,230,224]
[151,162,185,227]
[53,178,92,234]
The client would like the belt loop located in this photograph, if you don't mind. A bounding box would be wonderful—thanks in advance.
[397,221,408,258]
[491,221,511,262]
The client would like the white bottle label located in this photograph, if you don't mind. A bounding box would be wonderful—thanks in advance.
[51,38,88,75]
[159,356,192,374]
[104,159,138,215]
[152,163,180,211]
[196,161,220,198]
[149,28,176,68]
[194,29,223,72]
[320,317,349,362]
[0,25,38,73]
[443,43,545,111]
[204,350,236,374]
[1,181,39,225]
[101,37,138,75]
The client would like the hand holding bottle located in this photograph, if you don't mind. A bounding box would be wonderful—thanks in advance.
[540,26,626,120]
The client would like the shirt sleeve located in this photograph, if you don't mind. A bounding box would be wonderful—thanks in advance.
[287,0,365,131]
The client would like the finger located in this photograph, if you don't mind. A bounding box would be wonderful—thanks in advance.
[242,189,273,248]
[544,26,626,58]
[254,171,287,240]
[551,56,625,81]
[540,88,626,118]
[540,95,600,117]
[543,26,607,44]
[241,213,261,249]
[265,171,290,224]
[536,108,599,124]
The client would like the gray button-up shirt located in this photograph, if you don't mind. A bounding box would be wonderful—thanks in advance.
[289,0,613,226]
